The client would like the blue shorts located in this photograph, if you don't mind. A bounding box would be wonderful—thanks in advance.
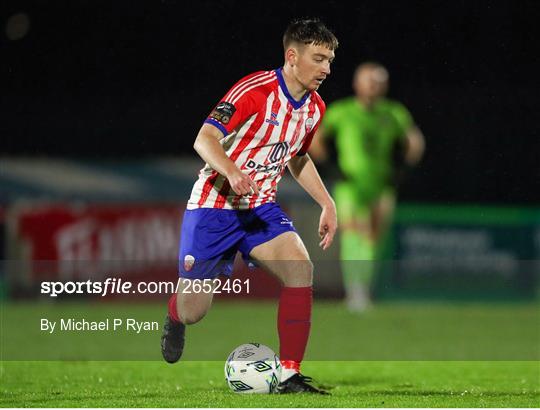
[178,203,296,279]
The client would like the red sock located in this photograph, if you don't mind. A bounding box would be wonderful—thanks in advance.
[278,286,312,373]
[168,293,180,323]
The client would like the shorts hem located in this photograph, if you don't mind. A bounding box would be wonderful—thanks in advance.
[240,225,296,259]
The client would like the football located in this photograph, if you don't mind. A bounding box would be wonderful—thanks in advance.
[224,343,281,394]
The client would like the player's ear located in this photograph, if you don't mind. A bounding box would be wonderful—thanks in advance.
[285,47,298,67]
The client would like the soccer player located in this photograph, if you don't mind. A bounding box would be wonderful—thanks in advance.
[161,18,338,394]
[310,62,425,312]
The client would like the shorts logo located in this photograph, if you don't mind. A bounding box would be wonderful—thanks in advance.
[184,254,195,272]
[305,117,314,133]
[209,101,236,125]
[280,217,293,226]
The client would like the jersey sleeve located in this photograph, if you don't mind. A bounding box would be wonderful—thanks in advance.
[390,101,414,136]
[204,72,268,137]
[296,120,321,156]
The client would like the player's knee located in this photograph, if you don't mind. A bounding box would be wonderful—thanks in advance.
[177,297,211,325]
[301,259,314,285]
[283,259,313,287]
[179,310,207,325]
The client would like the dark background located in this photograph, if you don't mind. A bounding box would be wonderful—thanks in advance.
[2,0,539,204]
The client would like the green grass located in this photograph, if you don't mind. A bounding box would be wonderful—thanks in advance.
[1,361,539,407]
[1,300,539,406]
[2,301,539,360]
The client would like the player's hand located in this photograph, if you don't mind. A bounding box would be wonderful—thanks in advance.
[226,168,260,196]
[318,203,337,250]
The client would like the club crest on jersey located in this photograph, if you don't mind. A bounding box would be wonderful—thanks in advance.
[184,255,195,272]
[210,101,236,124]
[305,117,315,133]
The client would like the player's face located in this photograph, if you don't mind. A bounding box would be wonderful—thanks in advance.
[353,66,389,99]
[293,43,335,92]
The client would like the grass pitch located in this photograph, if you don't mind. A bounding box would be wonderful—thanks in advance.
[1,361,538,407]
[1,300,539,407]
[3,300,538,361]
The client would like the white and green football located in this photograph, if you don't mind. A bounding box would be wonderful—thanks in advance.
[224,343,281,394]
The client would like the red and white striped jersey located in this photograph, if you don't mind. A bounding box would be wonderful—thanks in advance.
[187,68,326,210]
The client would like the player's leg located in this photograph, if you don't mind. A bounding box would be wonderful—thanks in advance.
[370,188,396,245]
[162,279,215,363]
[170,277,215,325]
[241,204,325,393]
[249,231,313,286]
[162,208,242,364]
[249,232,324,393]
[334,181,375,312]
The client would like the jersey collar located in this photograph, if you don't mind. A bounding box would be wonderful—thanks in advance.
[275,67,310,110]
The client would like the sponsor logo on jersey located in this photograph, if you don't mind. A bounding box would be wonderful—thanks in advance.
[244,142,289,174]
[245,160,283,173]
[265,112,280,126]
[268,142,289,163]
[210,101,236,124]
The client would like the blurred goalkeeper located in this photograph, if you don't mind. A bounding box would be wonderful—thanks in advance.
[310,62,425,312]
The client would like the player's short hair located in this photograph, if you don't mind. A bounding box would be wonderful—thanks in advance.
[283,18,338,51]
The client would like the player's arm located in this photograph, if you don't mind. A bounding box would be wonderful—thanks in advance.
[391,102,425,167]
[404,126,425,166]
[287,154,337,250]
[193,124,259,196]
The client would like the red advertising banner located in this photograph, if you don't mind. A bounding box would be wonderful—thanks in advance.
[8,203,280,299]
[17,204,182,263]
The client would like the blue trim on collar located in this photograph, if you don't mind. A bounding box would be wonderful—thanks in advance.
[204,118,229,137]
[275,67,310,110]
